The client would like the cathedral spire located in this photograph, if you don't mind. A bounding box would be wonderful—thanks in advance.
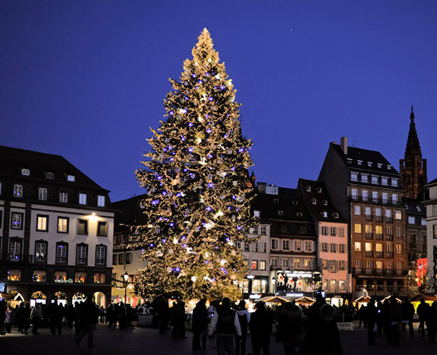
[405,105,422,157]
[400,106,427,200]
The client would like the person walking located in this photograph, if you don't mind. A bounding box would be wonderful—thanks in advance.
[192,299,209,350]
[417,297,430,337]
[366,299,377,346]
[401,297,414,338]
[48,300,63,335]
[249,301,273,355]
[427,301,437,343]
[4,306,13,334]
[235,300,250,355]
[299,303,343,355]
[276,301,302,355]
[74,294,99,348]
[30,303,43,335]
[209,298,241,355]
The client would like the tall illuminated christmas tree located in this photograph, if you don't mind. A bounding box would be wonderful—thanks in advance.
[134,28,257,301]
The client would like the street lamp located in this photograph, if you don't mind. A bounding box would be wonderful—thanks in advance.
[123,272,129,304]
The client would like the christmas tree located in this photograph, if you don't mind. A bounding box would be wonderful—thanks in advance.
[134,28,257,301]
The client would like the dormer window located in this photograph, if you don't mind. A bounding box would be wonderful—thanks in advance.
[367,161,373,167]
[254,210,260,218]
[292,200,298,205]
[323,200,328,206]
[278,210,283,216]
[416,206,422,212]
[21,168,30,176]
[357,160,363,166]
[67,175,75,182]
[334,213,339,218]
[306,186,311,192]
[273,199,279,204]
[297,212,303,217]
[311,198,317,205]
[347,158,353,164]
[45,172,55,179]
[323,211,328,218]
[387,165,392,170]
[377,163,383,169]
[317,187,322,193]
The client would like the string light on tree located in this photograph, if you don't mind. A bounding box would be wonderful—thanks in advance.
[133,28,257,301]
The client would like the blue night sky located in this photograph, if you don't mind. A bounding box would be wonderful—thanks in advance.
[1,1,436,202]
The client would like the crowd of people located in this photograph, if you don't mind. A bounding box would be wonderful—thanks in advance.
[3,293,437,354]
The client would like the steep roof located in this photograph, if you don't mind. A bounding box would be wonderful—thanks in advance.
[0,145,107,191]
[298,178,346,223]
[112,194,148,233]
[330,143,399,176]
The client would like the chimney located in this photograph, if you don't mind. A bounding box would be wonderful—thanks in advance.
[341,136,348,155]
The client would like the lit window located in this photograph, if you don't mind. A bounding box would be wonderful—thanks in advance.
[7,269,21,281]
[67,175,75,182]
[74,272,87,283]
[408,216,415,225]
[354,242,361,251]
[354,206,361,215]
[94,272,106,284]
[97,195,105,207]
[32,270,46,282]
[361,174,369,183]
[371,176,379,184]
[54,271,67,282]
[350,172,358,182]
[259,260,266,270]
[392,194,398,204]
[354,224,362,234]
[58,217,69,233]
[36,215,48,232]
[251,260,258,270]
[391,179,398,187]
[395,211,402,220]
[381,177,389,186]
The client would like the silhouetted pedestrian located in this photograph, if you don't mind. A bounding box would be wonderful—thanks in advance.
[209,298,241,355]
[74,295,99,348]
[249,301,273,355]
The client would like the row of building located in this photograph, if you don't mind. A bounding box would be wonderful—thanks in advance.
[1,108,436,308]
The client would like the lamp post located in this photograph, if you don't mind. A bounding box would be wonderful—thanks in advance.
[123,271,129,304]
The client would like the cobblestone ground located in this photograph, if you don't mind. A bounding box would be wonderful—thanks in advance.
[1,321,436,355]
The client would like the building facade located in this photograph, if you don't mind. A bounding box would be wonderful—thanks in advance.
[298,179,351,305]
[0,146,114,307]
[319,137,410,300]
[425,178,437,292]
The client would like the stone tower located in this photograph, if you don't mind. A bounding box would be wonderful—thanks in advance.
[399,106,427,200]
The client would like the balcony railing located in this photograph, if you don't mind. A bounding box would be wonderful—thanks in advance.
[386,252,394,258]
[365,215,373,221]
[376,251,384,258]
[353,268,408,277]
[386,234,393,241]
[365,251,373,257]
[365,233,373,240]
[375,216,383,222]
[385,217,393,223]
[376,233,383,240]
